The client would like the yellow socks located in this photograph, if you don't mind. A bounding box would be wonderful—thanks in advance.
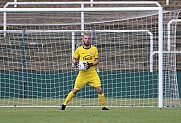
[63,91,75,106]
[98,93,106,108]
[63,92,106,108]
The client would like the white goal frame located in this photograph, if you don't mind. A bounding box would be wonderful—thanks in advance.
[2,1,161,35]
[167,19,181,52]
[0,3,164,108]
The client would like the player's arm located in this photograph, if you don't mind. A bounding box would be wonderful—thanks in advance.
[89,58,99,66]
[85,58,98,70]
[72,47,79,66]
[72,57,78,65]
[93,58,99,65]
[72,57,80,68]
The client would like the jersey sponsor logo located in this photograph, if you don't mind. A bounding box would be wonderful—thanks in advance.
[83,55,93,60]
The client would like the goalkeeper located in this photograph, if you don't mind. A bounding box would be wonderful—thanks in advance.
[61,33,109,110]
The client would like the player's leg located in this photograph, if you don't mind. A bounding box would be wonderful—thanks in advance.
[61,73,86,110]
[62,89,78,109]
[95,86,109,110]
[89,72,109,110]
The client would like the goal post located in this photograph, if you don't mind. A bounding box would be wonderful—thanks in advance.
[0,4,179,108]
[0,29,157,107]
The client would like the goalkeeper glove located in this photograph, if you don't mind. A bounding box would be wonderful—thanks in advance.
[86,63,93,69]
[74,61,79,68]
[74,61,93,70]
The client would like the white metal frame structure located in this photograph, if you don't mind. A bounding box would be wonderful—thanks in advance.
[167,19,181,52]
[0,1,164,108]
[150,19,181,71]
[3,2,161,36]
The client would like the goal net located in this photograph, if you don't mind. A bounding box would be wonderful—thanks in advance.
[0,2,180,107]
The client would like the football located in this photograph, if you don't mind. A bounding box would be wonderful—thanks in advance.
[78,61,88,70]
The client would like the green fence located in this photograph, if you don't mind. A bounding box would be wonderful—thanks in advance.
[0,71,181,98]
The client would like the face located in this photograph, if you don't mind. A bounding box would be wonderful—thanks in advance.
[83,35,91,47]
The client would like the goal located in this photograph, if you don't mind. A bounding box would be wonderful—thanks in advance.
[0,2,180,107]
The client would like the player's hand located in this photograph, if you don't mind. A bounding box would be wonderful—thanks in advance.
[87,63,93,69]
[74,61,79,68]
[74,61,93,70]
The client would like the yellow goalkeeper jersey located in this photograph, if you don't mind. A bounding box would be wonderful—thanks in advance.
[74,45,98,71]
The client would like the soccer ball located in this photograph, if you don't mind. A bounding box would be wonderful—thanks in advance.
[78,61,88,70]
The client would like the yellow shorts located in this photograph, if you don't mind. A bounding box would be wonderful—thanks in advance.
[74,70,101,90]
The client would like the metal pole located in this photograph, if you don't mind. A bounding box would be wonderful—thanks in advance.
[14,0,17,7]
[158,7,163,108]
[21,30,25,98]
[167,19,181,51]
[0,7,162,12]
[166,0,169,5]
[90,0,93,7]
[81,4,84,35]
[72,32,75,67]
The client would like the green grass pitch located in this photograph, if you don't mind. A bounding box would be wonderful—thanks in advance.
[0,107,181,123]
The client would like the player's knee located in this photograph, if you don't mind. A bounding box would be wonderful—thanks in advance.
[95,87,103,94]
[72,89,78,94]
[97,91,103,94]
